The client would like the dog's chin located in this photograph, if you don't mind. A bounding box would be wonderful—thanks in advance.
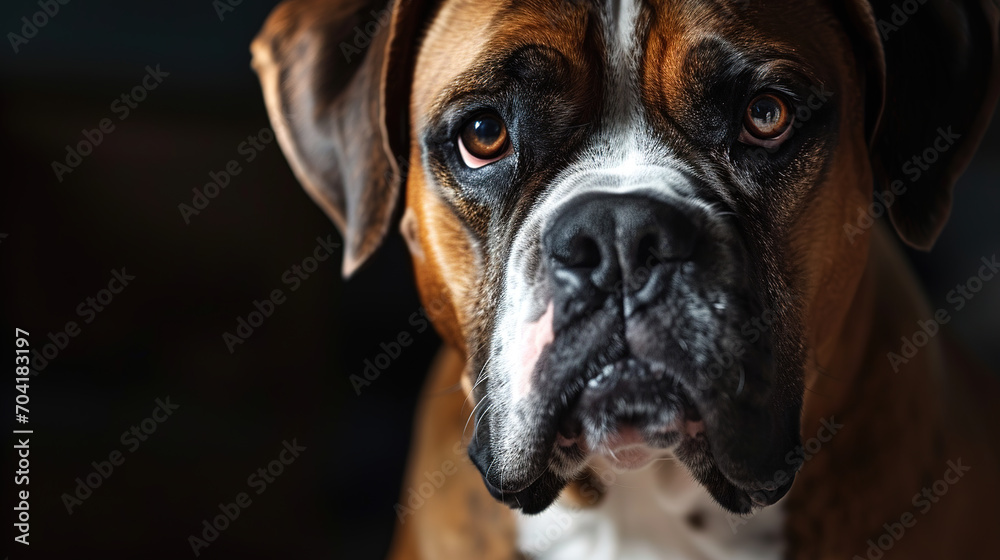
[477,430,793,516]
[470,356,800,516]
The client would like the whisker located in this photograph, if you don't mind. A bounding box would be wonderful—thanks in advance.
[803,383,832,399]
[459,356,494,416]
[428,382,463,397]
[471,401,498,446]
[463,395,492,440]
[811,361,841,381]
[486,457,498,495]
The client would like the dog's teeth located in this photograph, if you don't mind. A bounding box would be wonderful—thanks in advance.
[588,364,614,388]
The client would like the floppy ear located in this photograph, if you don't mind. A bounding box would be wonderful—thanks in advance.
[251,0,431,276]
[843,0,1000,249]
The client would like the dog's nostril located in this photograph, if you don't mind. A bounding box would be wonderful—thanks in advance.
[567,235,602,269]
[635,232,659,269]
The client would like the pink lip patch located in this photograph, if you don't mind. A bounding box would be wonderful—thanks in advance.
[599,427,655,470]
[556,433,580,449]
[608,426,645,448]
[684,420,705,438]
[514,302,554,400]
[558,419,705,470]
[608,446,655,470]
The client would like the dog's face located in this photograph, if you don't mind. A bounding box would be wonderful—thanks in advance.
[254,0,998,515]
[405,0,857,514]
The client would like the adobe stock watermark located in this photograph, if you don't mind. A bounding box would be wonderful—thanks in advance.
[887,254,998,372]
[521,465,618,556]
[844,126,961,244]
[222,235,340,353]
[7,0,71,54]
[60,396,180,514]
[853,458,970,560]
[727,416,843,533]
[51,64,169,182]
[338,6,391,63]
[394,440,468,524]
[875,0,928,41]
[186,439,306,557]
[29,267,137,375]
[178,127,274,224]
[14,436,30,545]
[211,0,246,21]
[693,293,801,395]
[350,285,451,395]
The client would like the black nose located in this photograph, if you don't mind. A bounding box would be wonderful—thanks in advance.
[543,195,698,313]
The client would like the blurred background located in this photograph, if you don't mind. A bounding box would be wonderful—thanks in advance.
[1,1,997,558]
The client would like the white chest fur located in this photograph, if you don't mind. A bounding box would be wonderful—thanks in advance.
[517,457,785,560]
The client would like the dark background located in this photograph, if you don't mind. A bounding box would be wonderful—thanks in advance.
[1,1,997,559]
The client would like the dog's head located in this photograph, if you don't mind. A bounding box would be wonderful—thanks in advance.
[253,0,999,514]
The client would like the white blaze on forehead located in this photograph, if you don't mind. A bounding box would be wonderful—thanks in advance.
[601,0,645,131]
[606,0,644,62]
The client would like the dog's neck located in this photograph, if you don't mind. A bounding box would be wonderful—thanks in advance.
[802,223,946,445]
[784,223,990,558]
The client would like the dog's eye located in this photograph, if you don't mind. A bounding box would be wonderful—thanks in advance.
[740,93,793,146]
[458,113,511,168]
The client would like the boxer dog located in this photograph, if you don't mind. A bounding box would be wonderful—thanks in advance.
[252,0,1000,557]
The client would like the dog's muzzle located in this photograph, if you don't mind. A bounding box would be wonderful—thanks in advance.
[470,190,802,515]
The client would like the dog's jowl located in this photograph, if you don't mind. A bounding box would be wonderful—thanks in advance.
[253,0,1000,558]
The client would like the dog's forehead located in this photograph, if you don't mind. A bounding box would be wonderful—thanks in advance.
[411,0,589,129]
[412,0,836,127]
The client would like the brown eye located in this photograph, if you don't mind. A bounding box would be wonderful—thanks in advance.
[458,113,510,168]
[743,93,792,140]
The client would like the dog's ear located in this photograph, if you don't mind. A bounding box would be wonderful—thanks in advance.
[251,0,431,276]
[843,0,1000,249]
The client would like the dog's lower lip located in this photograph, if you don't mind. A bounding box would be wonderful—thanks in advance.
[604,444,655,470]
[558,419,703,455]
[549,357,705,454]
[555,432,579,448]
